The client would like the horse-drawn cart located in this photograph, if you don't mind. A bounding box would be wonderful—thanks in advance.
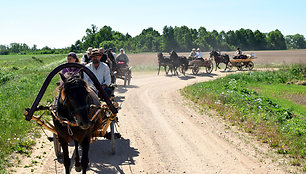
[23,63,120,173]
[228,55,256,71]
[24,100,119,157]
[114,62,132,86]
[188,58,214,75]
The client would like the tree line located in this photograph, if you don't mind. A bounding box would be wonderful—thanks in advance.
[1,25,306,55]
[0,43,69,55]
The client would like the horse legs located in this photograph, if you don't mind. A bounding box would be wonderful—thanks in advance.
[157,65,161,75]
[74,141,82,172]
[215,62,219,71]
[164,65,169,75]
[59,137,70,174]
[81,136,90,174]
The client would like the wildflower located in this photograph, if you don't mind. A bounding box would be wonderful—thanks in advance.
[215,100,221,105]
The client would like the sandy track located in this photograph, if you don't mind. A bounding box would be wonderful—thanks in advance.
[11,69,290,174]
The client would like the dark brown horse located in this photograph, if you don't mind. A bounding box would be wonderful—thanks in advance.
[169,50,189,75]
[56,73,104,173]
[24,63,118,174]
[157,52,173,75]
[210,50,230,71]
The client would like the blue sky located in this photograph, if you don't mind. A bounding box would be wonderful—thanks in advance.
[1,0,305,48]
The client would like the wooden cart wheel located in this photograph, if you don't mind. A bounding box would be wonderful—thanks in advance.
[128,69,132,85]
[192,66,200,75]
[248,61,254,70]
[206,61,213,74]
[110,121,115,155]
[227,62,233,70]
[124,71,128,87]
[53,133,62,158]
[237,62,242,71]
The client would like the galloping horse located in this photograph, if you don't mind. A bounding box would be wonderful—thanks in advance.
[56,73,103,174]
[210,50,230,71]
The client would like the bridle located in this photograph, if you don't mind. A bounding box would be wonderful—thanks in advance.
[55,85,100,127]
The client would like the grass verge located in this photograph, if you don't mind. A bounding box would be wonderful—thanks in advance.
[0,54,65,172]
[181,65,305,170]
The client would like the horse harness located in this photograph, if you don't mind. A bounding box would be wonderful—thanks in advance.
[52,85,102,135]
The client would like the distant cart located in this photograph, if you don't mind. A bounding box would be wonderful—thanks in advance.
[228,54,256,71]
[188,58,214,75]
[114,62,132,86]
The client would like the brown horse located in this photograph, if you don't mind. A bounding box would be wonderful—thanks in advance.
[24,63,118,174]
[157,52,173,75]
[56,73,103,173]
[210,50,230,71]
[169,50,189,75]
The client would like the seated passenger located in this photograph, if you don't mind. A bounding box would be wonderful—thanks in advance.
[196,48,204,61]
[116,48,129,65]
[62,52,80,75]
[233,47,247,59]
[81,47,93,65]
[83,49,113,97]
[189,48,197,60]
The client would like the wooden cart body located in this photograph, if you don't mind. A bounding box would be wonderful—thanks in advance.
[188,58,214,74]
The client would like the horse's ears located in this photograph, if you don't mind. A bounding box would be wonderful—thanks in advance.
[59,73,67,83]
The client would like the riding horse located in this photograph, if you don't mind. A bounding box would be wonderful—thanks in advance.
[56,73,103,174]
[157,52,173,75]
[210,50,230,71]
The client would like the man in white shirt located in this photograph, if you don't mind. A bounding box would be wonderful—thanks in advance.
[83,49,112,97]
[196,48,204,61]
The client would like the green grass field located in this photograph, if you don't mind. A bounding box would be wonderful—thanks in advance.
[181,65,306,169]
[0,54,66,172]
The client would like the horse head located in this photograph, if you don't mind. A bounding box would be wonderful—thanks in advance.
[210,50,219,58]
[58,73,98,130]
[169,50,178,60]
[157,52,164,60]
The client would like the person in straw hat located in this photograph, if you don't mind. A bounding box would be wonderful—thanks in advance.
[189,48,197,60]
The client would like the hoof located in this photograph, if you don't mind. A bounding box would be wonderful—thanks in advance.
[75,166,82,172]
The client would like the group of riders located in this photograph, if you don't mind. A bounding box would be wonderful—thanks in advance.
[61,47,130,98]
[188,47,247,60]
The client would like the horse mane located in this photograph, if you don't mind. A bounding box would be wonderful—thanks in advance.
[59,73,88,94]
[170,50,178,59]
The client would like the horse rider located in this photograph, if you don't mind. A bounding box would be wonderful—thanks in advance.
[116,48,129,64]
[81,47,93,65]
[196,48,204,61]
[83,48,113,97]
[188,48,197,60]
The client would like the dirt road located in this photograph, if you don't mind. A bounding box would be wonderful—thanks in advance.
[11,69,291,174]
